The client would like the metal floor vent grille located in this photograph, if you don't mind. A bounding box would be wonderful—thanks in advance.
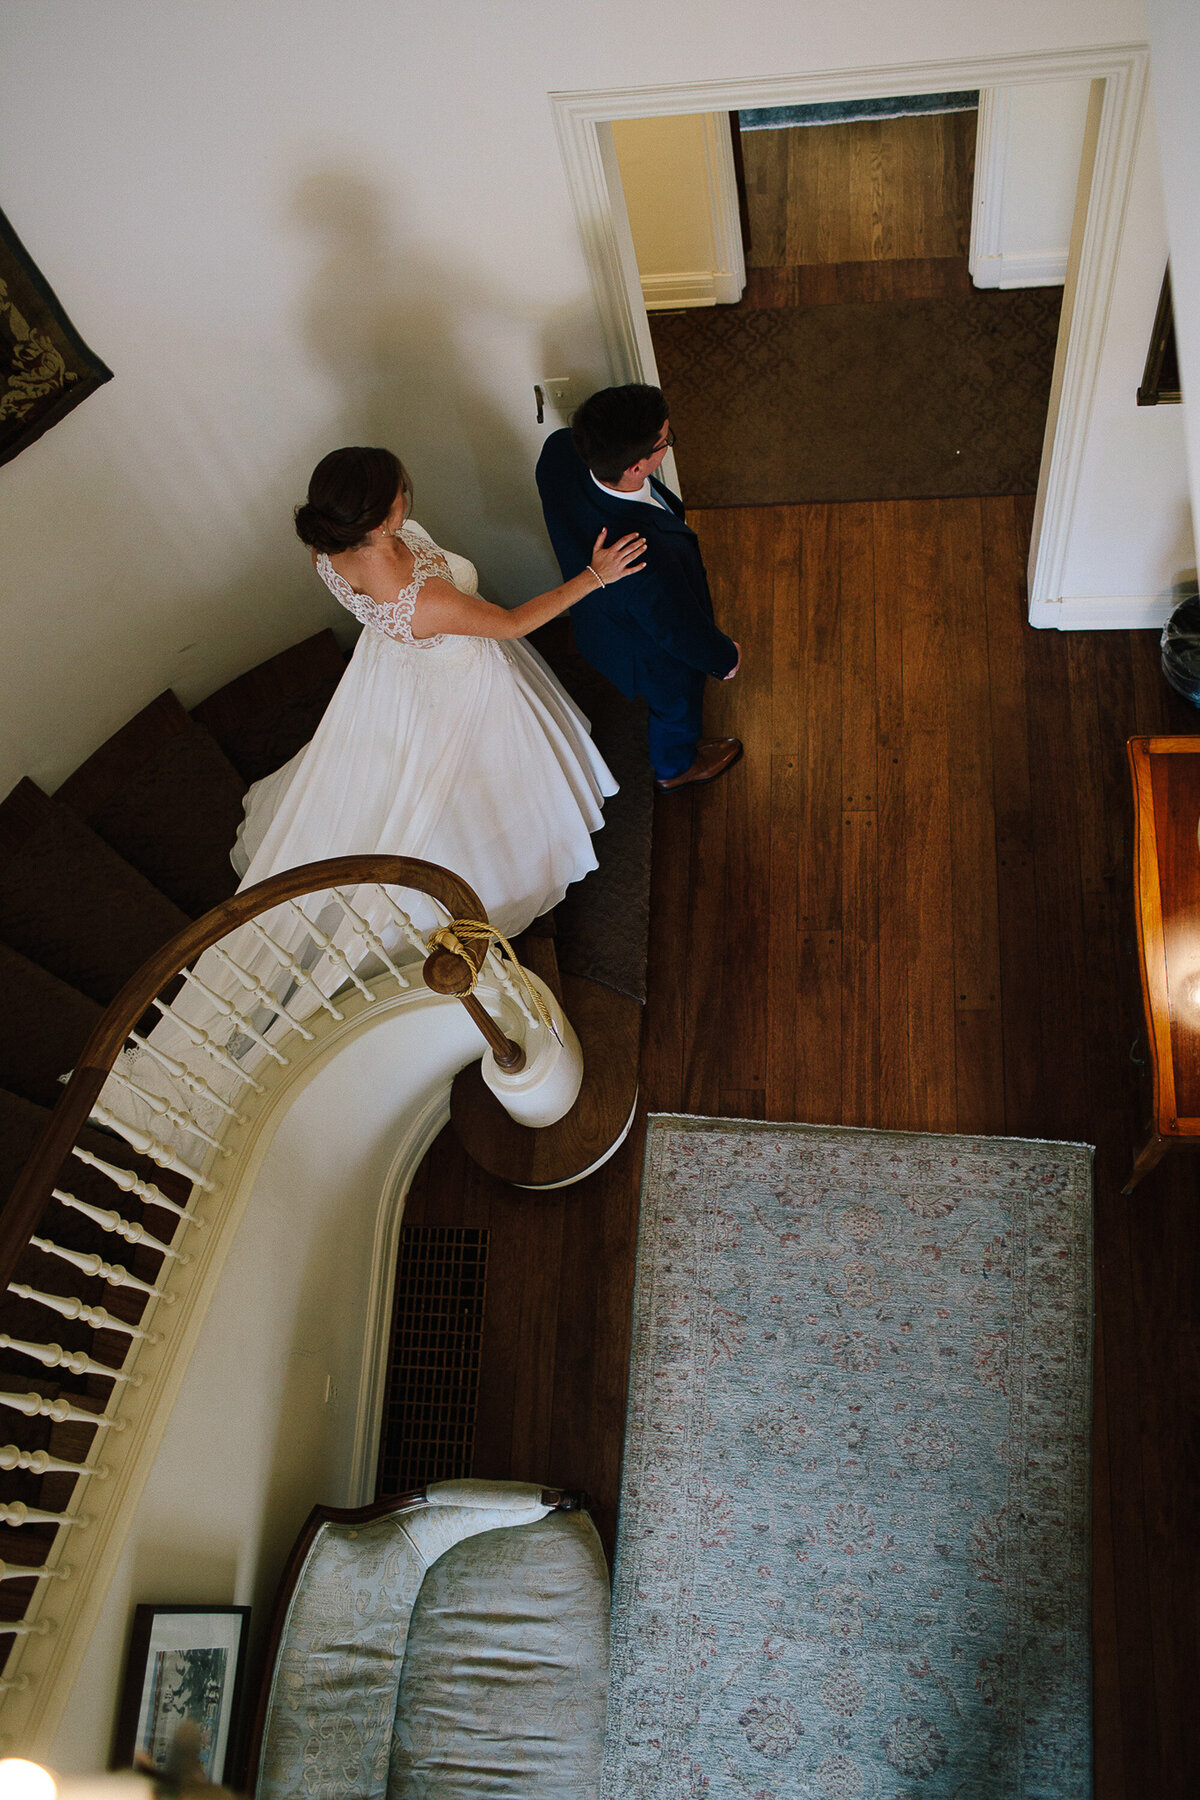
[376,1224,489,1496]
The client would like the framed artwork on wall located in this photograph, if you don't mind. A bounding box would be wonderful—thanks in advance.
[0,202,112,467]
[112,1604,251,1785]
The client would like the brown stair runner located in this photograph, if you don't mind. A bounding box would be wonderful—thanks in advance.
[56,691,246,919]
[0,779,188,1005]
[191,628,347,785]
[0,943,103,1110]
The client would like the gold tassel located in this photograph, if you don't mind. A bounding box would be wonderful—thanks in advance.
[425,920,558,1038]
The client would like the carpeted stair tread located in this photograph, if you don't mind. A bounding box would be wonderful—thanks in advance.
[0,1086,56,1221]
[191,629,347,786]
[514,930,563,1004]
[530,623,652,1005]
[55,691,246,918]
[0,779,188,1005]
[0,943,103,1110]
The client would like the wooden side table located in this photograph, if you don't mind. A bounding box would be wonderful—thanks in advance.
[1126,735,1200,1192]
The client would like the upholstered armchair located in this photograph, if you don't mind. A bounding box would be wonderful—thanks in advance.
[248,1480,610,1800]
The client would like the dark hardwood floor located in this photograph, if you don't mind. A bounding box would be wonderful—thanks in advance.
[404,496,1200,1797]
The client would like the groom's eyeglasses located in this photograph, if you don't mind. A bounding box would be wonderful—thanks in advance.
[652,425,676,454]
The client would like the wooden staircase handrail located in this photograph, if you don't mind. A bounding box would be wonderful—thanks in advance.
[0,853,489,1292]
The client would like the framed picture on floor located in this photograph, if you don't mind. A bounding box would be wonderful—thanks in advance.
[113,1604,251,1784]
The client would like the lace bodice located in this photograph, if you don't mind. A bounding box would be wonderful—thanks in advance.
[316,525,453,646]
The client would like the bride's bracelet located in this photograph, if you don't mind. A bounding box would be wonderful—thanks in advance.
[587,564,606,590]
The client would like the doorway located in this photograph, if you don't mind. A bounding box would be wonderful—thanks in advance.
[555,46,1147,620]
[627,99,1064,509]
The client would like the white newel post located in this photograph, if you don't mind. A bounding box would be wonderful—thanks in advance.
[479,972,584,1128]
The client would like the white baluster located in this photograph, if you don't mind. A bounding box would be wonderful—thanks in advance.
[245,917,344,1020]
[0,1336,139,1384]
[0,1444,105,1481]
[482,944,540,1030]
[333,889,410,986]
[0,1674,30,1692]
[127,1031,243,1119]
[24,1239,168,1306]
[104,1069,226,1152]
[69,1147,206,1229]
[53,1191,187,1262]
[211,944,316,1039]
[0,1501,87,1529]
[0,1619,52,1636]
[285,899,373,998]
[87,1103,215,1191]
[376,888,434,959]
[179,969,289,1065]
[9,1275,159,1337]
[0,1390,123,1431]
[151,998,265,1090]
[0,1559,70,1582]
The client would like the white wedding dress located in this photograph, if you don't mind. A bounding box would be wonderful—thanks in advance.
[231,521,617,938]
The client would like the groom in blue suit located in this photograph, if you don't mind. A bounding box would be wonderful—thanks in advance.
[535,384,742,791]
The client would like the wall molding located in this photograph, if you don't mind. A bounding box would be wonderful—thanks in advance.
[972,249,1069,288]
[1029,591,1174,630]
[968,86,1007,288]
[969,85,1074,289]
[699,110,746,304]
[626,113,745,312]
[551,43,1151,629]
[642,270,731,309]
[347,1078,460,1505]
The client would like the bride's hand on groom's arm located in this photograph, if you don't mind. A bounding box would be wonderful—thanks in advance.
[588,528,647,587]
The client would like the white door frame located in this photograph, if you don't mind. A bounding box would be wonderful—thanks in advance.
[550,44,1150,627]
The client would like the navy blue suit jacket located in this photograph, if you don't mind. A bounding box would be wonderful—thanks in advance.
[535,428,737,706]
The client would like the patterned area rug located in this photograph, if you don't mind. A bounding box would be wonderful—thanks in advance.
[606,1117,1093,1800]
[650,287,1062,505]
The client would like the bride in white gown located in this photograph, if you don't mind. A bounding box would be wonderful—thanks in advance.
[231,445,646,939]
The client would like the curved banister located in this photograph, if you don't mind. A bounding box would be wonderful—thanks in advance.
[82,853,490,1068]
[0,854,497,1293]
[0,850,566,1741]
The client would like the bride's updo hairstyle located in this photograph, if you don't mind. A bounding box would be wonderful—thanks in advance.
[294,446,412,554]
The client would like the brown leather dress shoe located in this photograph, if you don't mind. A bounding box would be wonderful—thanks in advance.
[654,738,743,792]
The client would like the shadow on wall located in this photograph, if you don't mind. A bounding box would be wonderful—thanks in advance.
[290,169,560,603]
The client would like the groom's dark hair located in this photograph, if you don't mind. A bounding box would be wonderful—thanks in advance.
[571,384,668,484]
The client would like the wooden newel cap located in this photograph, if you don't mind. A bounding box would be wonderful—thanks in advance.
[422,945,477,995]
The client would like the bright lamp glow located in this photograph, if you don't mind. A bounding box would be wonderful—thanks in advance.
[0,1762,57,1800]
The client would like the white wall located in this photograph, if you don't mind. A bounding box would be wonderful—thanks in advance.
[46,997,480,1774]
[1039,87,1194,625]
[611,114,745,309]
[971,81,1094,288]
[0,0,1164,802]
[0,0,1193,1770]
[1147,0,1200,539]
